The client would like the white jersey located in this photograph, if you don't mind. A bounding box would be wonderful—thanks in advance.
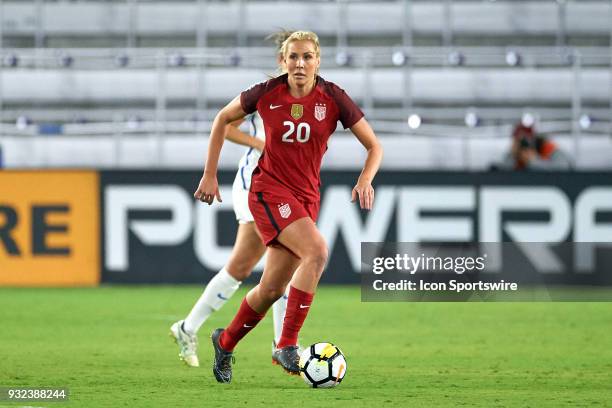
[236,112,266,190]
[232,111,266,223]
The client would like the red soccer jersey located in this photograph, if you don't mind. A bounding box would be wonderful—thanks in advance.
[240,74,363,203]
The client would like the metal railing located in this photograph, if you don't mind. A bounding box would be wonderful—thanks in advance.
[1,46,611,133]
[2,0,612,48]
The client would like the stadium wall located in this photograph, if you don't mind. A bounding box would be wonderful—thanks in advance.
[1,170,611,286]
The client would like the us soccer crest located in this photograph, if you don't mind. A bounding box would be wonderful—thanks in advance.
[291,104,303,120]
[314,103,326,121]
[278,203,291,219]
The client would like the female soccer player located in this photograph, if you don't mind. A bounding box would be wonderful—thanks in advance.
[194,31,383,383]
[170,32,295,368]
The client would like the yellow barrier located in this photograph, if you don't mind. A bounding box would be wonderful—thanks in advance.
[0,171,100,286]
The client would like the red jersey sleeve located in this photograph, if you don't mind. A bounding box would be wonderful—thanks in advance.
[324,81,364,129]
[240,75,287,114]
[240,81,267,114]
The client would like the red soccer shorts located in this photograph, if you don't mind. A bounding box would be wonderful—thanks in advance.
[248,186,320,247]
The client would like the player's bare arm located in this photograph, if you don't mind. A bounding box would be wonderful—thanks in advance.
[349,117,383,211]
[225,120,265,152]
[195,96,248,205]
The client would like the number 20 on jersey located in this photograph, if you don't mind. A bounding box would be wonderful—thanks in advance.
[282,121,310,143]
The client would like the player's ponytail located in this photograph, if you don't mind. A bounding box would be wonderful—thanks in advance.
[265,29,295,77]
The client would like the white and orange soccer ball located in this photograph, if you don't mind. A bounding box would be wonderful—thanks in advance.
[298,342,347,388]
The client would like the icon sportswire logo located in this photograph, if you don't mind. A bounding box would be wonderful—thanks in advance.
[269,104,283,110]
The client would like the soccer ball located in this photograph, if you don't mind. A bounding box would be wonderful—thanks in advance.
[298,342,347,388]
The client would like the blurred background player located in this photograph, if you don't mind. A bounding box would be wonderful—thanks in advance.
[493,122,572,171]
[170,31,294,368]
[194,30,383,383]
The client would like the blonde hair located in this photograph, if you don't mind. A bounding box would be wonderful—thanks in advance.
[279,31,321,59]
[266,29,294,55]
[265,30,294,76]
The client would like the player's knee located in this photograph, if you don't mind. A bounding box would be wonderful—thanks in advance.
[304,242,328,273]
[225,265,250,281]
[226,257,259,281]
[258,285,285,303]
[234,270,251,281]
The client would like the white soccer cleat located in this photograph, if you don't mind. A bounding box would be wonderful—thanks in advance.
[169,320,200,367]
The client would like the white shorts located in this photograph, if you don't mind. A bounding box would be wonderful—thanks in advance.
[232,173,254,224]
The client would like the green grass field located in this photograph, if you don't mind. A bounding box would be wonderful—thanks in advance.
[1,286,611,407]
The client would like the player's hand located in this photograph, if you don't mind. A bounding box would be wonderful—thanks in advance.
[194,173,222,205]
[351,179,374,210]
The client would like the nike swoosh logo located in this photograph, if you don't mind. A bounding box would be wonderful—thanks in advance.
[243,324,253,328]
[299,304,310,309]
[217,293,228,301]
[269,104,282,110]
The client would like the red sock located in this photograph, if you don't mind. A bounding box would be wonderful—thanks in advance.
[219,298,265,352]
[276,286,314,349]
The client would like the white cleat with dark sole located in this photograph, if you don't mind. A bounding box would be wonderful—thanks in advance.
[169,320,200,367]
